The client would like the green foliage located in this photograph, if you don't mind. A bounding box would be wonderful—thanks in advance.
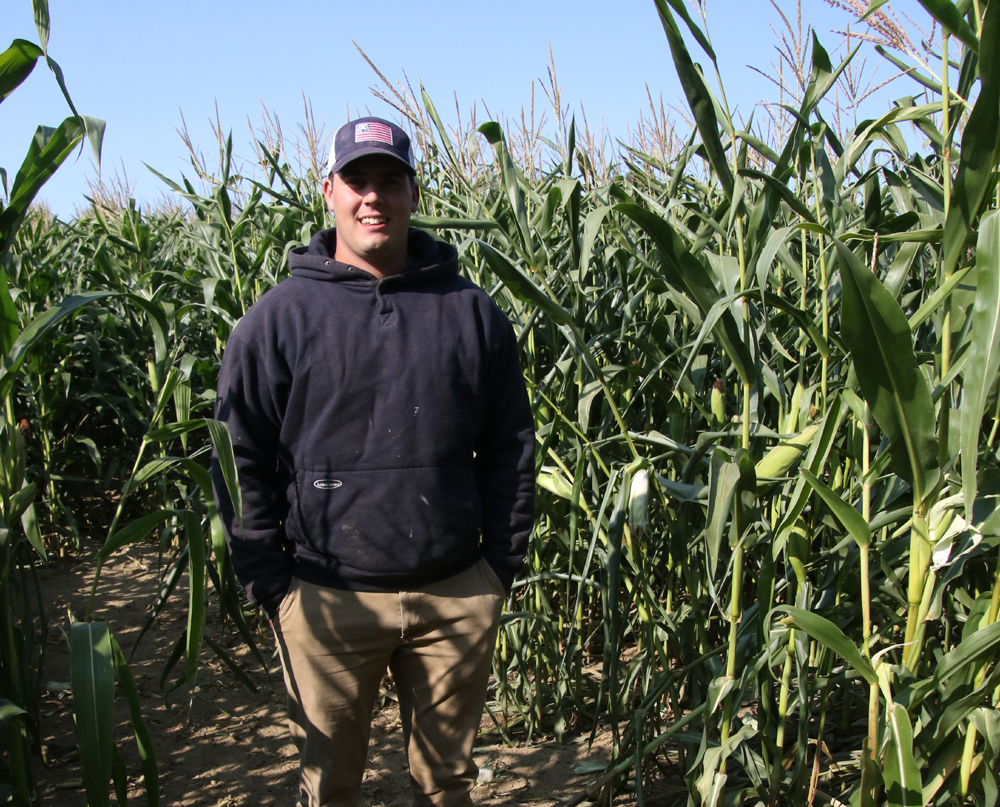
[1,5,109,804]
[4,0,1000,804]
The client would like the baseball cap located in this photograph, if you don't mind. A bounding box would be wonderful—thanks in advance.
[326,117,416,176]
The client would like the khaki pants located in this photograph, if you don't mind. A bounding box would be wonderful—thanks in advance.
[273,559,505,807]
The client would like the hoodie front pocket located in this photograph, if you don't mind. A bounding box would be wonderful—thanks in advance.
[286,466,482,577]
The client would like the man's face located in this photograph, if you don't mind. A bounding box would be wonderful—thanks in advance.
[323,154,419,278]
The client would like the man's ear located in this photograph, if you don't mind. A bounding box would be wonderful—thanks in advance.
[411,180,420,213]
[322,176,335,210]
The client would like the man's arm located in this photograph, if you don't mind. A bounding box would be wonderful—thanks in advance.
[474,318,535,591]
[212,330,291,620]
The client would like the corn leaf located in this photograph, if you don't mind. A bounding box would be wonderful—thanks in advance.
[674,292,737,388]
[145,419,206,443]
[836,238,939,505]
[908,264,971,330]
[173,380,191,451]
[473,238,573,325]
[179,459,227,586]
[874,46,942,94]
[943,0,1000,277]
[6,480,34,524]
[801,33,861,116]
[757,288,832,357]
[0,291,114,401]
[0,699,27,727]
[110,744,128,807]
[842,101,958,173]
[36,37,94,160]
[660,0,716,60]
[411,215,497,230]
[916,0,979,52]
[860,0,891,21]
[0,269,20,360]
[71,621,114,807]
[733,448,757,542]
[0,39,43,104]
[130,546,187,660]
[420,83,466,183]
[134,457,184,485]
[108,631,158,806]
[931,677,1000,748]
[597,468,630,740]
[801,469,871,547]
[706,451,741,576]
[182,509,206,695]
[933,621,1000,686]
[654,0,733,199]
[735,129,780,166]
[859,738,883,807]
[203,634,258,694]
[96,509,174,563]
[772,605,878,684]
[127,295,170,368]
[206,418,243,533]
[0,117,93,259]
[580,205,615,279]
[149,368,182,426]
[740,168,816,222]
[706,674,734,716]
[615,203,753,383]
[158,630,187,695]
[921,735,964,805]
[30,0,49,54]
[884,703,923,807]
[961,210,1000,515]
[20,499,44,564]
[844,228,943,245]
[478,122,534,261]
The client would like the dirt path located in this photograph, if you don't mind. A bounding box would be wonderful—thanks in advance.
[32,544,617,806]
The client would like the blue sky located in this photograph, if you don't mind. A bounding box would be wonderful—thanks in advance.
[3,0,932,217]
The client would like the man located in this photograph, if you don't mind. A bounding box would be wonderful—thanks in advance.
[211,116,535,807]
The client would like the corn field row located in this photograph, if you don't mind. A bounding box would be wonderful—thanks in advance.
[4,0,1000,804]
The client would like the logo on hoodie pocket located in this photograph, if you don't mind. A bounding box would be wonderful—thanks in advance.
[313,479,343,490]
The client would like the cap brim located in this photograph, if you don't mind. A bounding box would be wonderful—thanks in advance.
[328,145,416,176]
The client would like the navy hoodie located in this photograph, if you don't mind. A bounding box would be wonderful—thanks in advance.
[212,228,535,618]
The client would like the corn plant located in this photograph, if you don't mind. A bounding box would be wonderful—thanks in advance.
[0,3,111,804]
[389,1,1000,802]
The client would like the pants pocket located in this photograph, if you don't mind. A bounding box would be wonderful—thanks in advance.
[478,559,507,598]
[275,578,301,623]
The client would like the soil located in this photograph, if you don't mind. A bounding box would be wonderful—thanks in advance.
[29,543,628,807]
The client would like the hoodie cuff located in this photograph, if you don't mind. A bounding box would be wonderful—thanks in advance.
[251,578,292,621]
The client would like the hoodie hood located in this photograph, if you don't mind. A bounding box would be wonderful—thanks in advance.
[288,227,459,286]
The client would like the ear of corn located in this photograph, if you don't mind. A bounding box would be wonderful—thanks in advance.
[754,422,820,491]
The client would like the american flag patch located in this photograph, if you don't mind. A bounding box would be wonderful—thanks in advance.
[355,121,393,145]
